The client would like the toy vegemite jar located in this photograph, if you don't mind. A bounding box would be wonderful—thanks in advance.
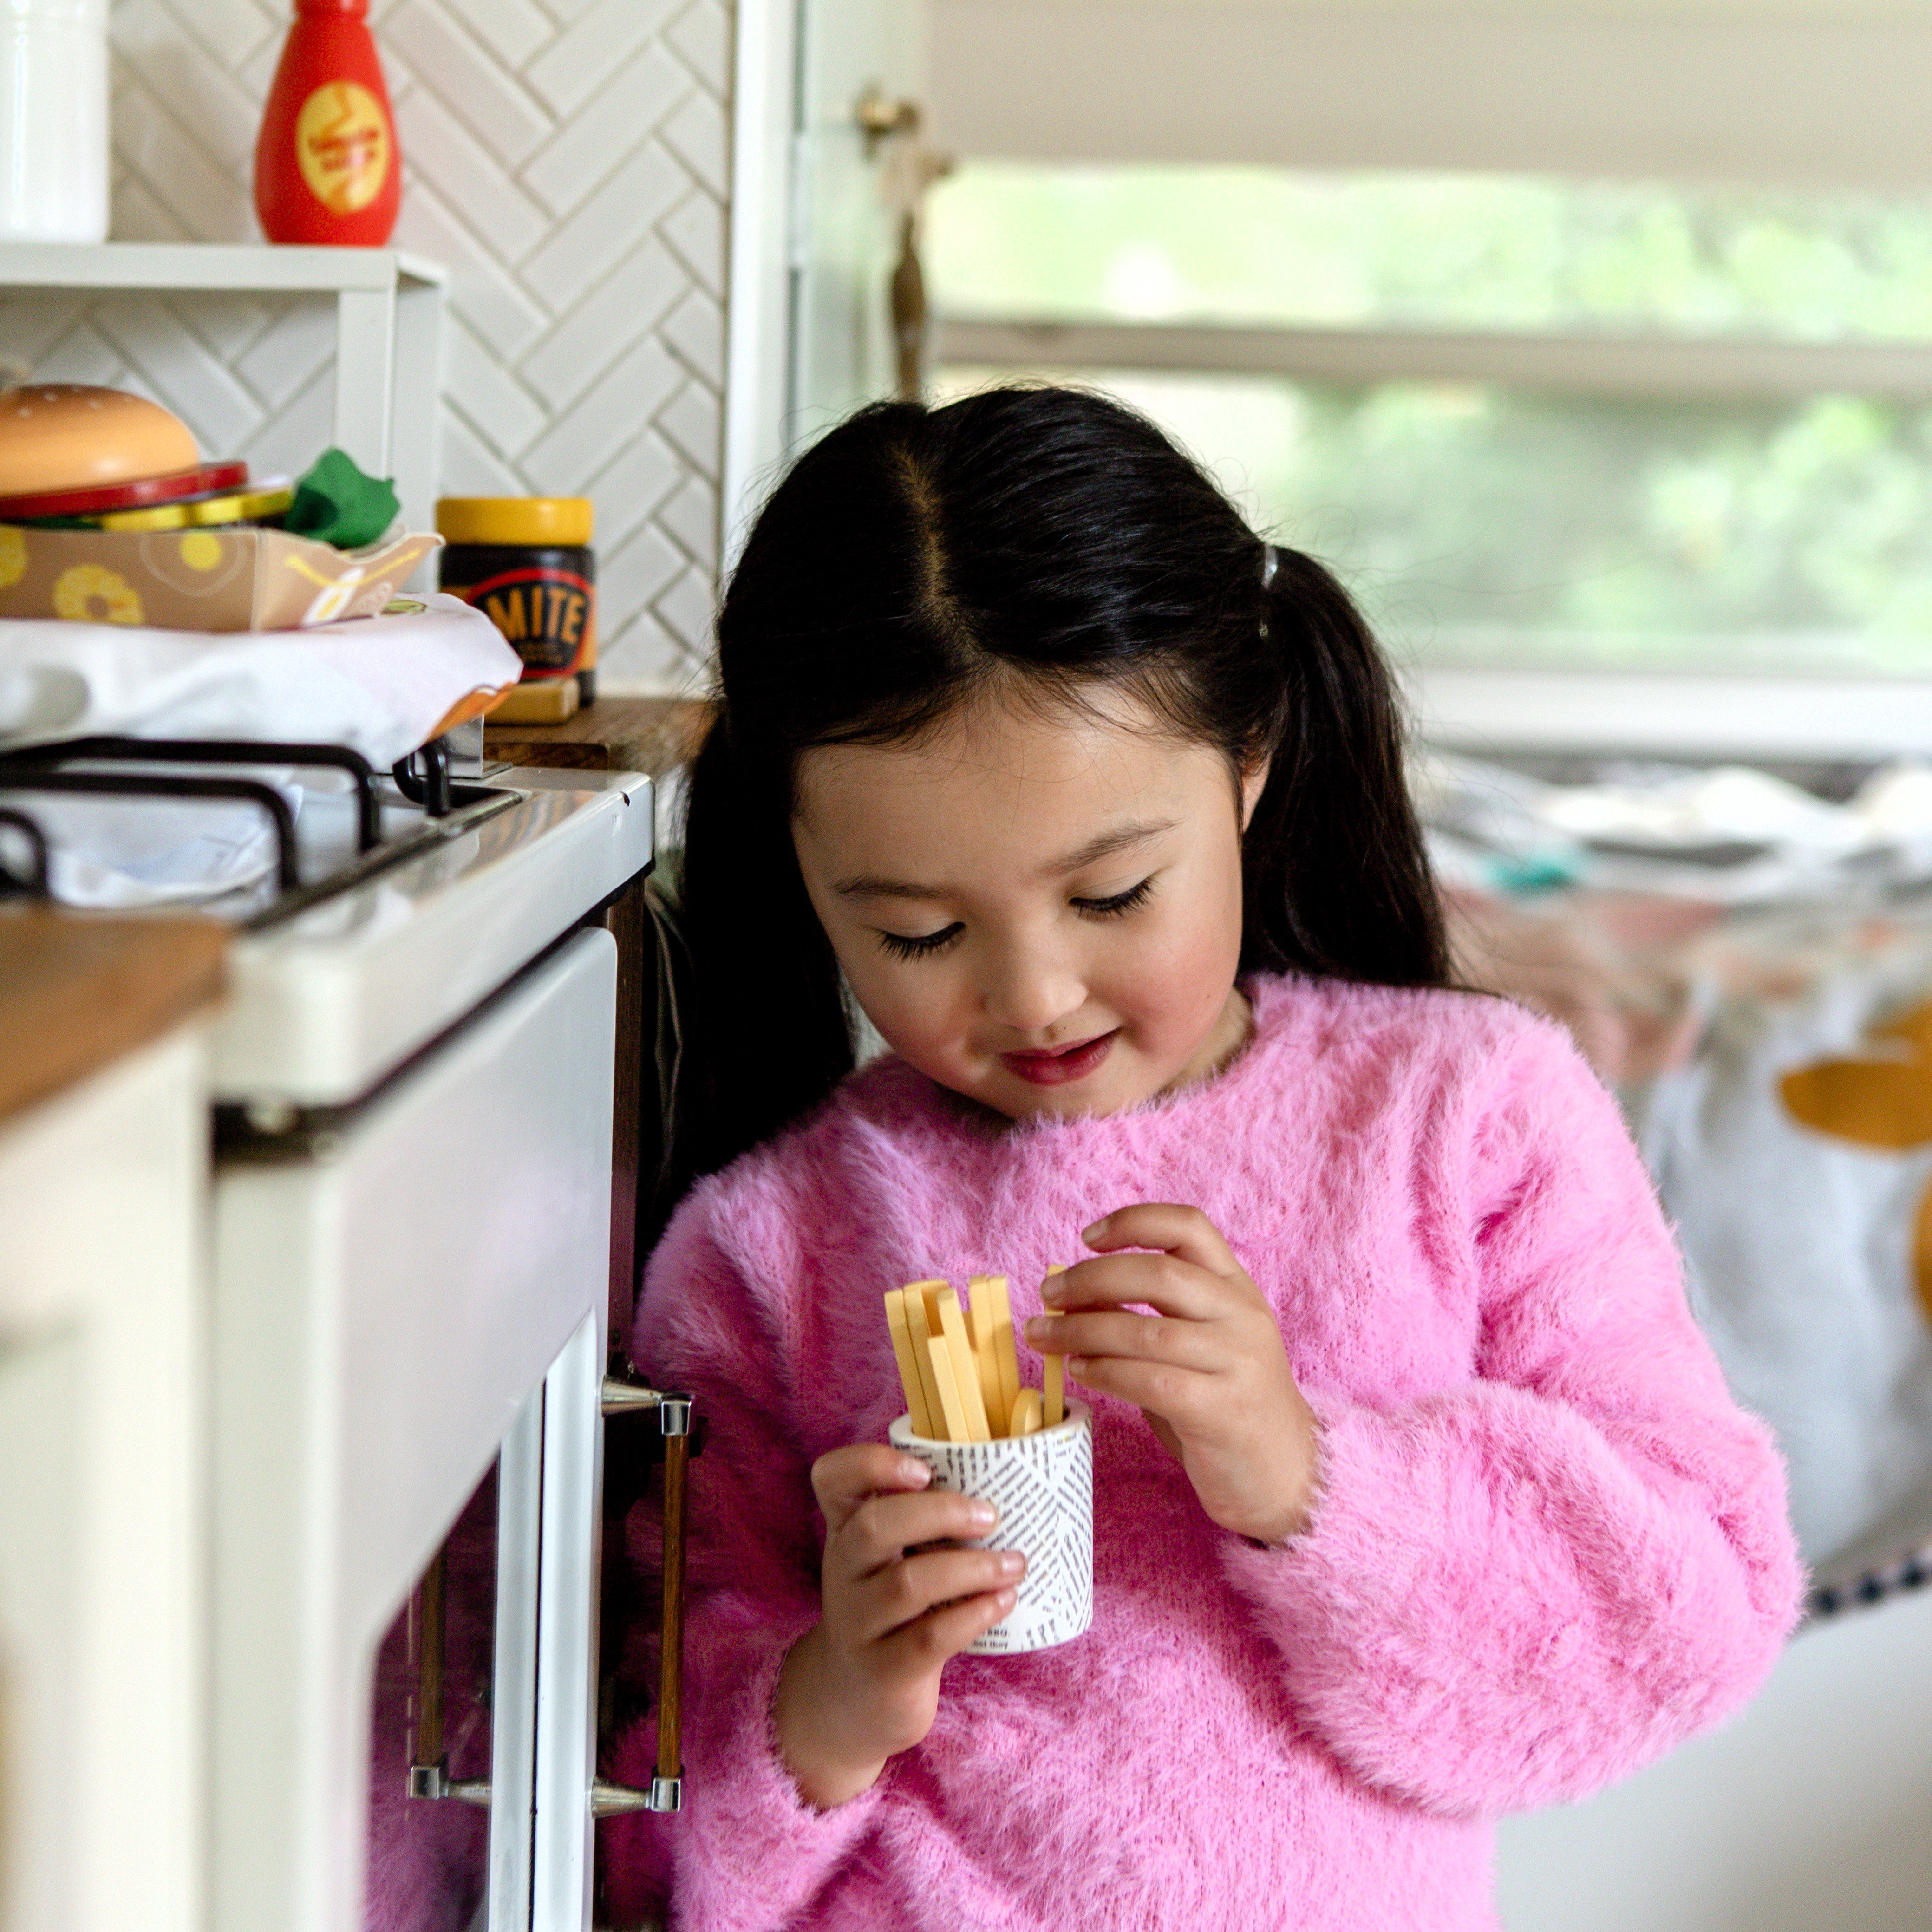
[436,497,596,723]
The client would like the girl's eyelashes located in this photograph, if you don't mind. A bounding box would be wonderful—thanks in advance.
[1072,875,1156,919]
[877,921,965,961]
[875,878,1157,957]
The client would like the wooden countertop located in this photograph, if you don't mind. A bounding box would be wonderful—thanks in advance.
[483,696,708,777]
[0,911,227,1127]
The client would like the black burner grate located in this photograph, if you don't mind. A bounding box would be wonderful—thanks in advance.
[0,805,50,898]
[0,734,519,915]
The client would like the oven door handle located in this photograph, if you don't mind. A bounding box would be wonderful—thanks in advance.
[408,1378,693,1821]
[595,1378,692,1815]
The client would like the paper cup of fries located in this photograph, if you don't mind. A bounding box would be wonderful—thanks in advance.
[889,1401,1094,1654]
[882,1273,1094,1655]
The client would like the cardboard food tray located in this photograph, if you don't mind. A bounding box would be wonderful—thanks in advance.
[0,523,442,632]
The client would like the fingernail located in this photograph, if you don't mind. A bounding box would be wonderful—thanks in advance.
[994,1587,1018,1609]
[1024,1317,1048,1342]
[899,1458,932,1485]
[1066,1357,1086,1379]
[1039,1278,1063,1307]
[1082,1217,1109,1241]
[998,1550,1025,1575]
[968,1500,997,1527]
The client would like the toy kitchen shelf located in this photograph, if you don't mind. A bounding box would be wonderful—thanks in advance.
[0,242,445,537]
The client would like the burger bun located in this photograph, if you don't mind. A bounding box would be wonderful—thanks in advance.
[0,384,201,496]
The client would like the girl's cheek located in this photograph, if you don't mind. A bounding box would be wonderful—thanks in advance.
[1127,902,1241,1038]
[843,957,968,1070]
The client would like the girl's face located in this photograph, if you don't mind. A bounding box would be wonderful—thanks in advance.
[792,686,1265,1123]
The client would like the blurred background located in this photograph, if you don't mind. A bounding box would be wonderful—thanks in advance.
[908,2,1932,686]
[934,165,1932,676]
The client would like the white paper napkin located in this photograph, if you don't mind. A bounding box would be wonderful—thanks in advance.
[0,592,520,769]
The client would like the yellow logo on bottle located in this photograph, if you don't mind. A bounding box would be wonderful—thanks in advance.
[295,81,390,215]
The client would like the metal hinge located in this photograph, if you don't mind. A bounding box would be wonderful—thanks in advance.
[602,1377,691,1435]
[591,1774,682,1816]
[406,1761,491,1806]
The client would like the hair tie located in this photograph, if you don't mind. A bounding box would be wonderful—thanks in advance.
[1261,543,1280,590]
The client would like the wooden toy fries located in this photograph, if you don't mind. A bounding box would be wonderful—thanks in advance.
[882,1275,1060,1442]
[884,1270,1095,1655]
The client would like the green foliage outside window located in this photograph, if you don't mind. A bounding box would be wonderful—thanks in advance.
[929,167,1932,672]
[927,163,1932,340]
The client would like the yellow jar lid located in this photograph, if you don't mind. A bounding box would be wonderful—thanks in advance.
[436,496,594,546]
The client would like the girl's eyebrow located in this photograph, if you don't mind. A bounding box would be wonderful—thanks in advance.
[834,819,1176,900]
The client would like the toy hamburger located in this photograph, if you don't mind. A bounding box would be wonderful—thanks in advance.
[0,384,281,524]
[0,384,437,632]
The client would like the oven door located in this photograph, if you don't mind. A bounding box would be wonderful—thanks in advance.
[210,925,617,1932]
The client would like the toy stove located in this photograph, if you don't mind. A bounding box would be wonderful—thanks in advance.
[0,731,686,1932]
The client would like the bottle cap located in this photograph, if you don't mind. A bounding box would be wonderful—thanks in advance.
[436,496,593,547]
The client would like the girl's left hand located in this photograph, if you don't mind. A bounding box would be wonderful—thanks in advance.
[1024,1203,1320,1545]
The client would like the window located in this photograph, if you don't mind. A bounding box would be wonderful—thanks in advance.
[927,165,1932,678]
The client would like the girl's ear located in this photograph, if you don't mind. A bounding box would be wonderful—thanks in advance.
[1240,751,1273,833]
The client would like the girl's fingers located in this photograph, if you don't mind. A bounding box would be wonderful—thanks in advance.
[810,1442,932,1536]
[835,1487,998,1577]
[853,1546,1026,1645]
[1063,1349,1214,1422]
[1046,1249,1227,1321]
[1082,1202,1243,1278]
[1025,1306,1221,1370]
[875,1578,1022,1667]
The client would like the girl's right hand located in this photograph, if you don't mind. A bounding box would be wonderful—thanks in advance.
[774,1443,1026,1809]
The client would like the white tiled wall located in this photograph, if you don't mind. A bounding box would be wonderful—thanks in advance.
[11,0,733,693]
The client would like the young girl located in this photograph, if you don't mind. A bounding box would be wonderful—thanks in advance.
[611,386,1804,1930]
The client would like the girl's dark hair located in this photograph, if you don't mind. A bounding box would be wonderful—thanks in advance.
[667,385,1447,1202]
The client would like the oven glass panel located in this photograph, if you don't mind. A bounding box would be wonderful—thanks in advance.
[364,1459,498,1930]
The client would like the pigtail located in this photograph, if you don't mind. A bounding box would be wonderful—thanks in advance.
[1241,548,1450,989]
[666,705,855,1198]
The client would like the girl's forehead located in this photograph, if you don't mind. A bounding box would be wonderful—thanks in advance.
[792,690,1231,871]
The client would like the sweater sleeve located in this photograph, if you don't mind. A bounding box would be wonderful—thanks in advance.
[1219,1016,1807,1819]
[626,1180,885,1930]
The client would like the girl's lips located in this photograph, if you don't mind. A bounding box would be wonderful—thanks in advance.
[999,1030,1118,1086]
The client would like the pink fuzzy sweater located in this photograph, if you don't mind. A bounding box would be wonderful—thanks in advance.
[614,973,1805,1931]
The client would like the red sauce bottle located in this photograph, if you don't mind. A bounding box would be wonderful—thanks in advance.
[254,0,401,247]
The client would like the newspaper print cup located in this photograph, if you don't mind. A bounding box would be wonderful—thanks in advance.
[888,1399,1094,1654]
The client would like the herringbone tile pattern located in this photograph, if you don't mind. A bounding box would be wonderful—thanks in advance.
[8,0,730,692]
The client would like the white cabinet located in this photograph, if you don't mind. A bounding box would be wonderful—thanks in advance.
[0,923,619,1932]
[0,244,446,544]
[0,1029,209,1932]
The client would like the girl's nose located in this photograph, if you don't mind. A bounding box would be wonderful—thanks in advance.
[982,948,1086,1037]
